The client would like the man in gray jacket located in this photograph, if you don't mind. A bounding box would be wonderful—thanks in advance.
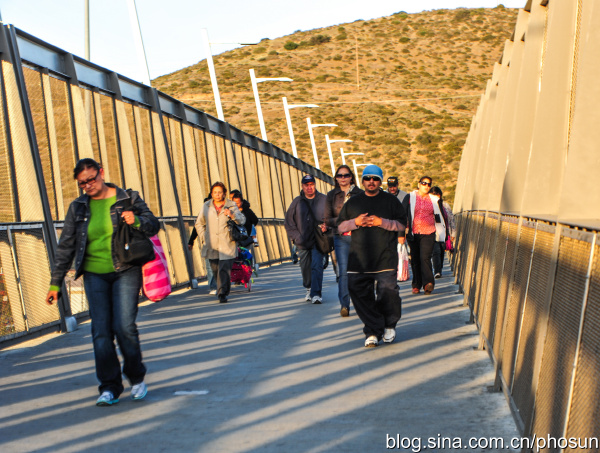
[284,174,328,304]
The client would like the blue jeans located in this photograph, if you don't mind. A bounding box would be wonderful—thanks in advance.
[206,258,217,291]
[297,246,324,297]
[334,234,352,309]
[84,267,146,397]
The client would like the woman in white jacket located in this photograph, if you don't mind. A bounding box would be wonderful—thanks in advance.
[399,176,447,295]
[196,182,245,303]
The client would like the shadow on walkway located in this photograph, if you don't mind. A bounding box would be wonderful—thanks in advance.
[0,261,519,452]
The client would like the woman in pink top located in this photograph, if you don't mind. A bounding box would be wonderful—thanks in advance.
[399,176,447,295]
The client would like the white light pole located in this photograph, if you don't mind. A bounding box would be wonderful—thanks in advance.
[325,136,352,175]
[282,97,318,158]
[307,118,337,170]
[352,160,370,183]
[201,30,259,121]
[126,0,151,86]
[250,69,293,141]
[340,149,364,165]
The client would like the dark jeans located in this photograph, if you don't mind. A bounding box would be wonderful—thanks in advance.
[209,258,234,298]
[83,267,145,397]
[334,234,352,309]
[408,233,436,290]
[297,246,324,297]
[432,241,445,275]
[348,270,402,338]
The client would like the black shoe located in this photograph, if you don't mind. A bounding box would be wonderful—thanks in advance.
[292,259,298,264]
[323,255,329,269]
[219,296,228,303]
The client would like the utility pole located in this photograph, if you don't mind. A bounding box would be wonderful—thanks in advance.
[355,36,360,89]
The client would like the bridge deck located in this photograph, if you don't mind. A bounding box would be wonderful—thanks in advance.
[0,262,519,452]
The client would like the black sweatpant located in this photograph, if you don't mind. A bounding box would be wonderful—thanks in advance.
[408,233,436,290]
[348,270,402,339]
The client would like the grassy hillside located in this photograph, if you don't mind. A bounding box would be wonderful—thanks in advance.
[154,6,518,204]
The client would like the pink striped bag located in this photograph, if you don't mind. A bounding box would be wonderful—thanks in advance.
[142,236,172,302]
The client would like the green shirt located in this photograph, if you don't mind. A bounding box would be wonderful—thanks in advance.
[83,195,116,274]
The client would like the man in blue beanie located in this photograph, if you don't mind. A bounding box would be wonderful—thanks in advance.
[337,165,407,347]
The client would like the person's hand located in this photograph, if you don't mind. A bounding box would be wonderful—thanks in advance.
[398,237,406,245]
[121,210,135,225]
[46,290,59,306]
[319,223,327,233]
[366,215,382,227]
[355,213,369,227]
[223,208,234,219]
[188,244,193,251]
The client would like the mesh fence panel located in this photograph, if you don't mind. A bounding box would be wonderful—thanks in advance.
[134,106,160,215]
[0,65,16,223]
[471,216,492,319]
[182,125,203,216]
[23,68,57,220]
[512,226,555,428]
[152,112,177,217]
[193,129,210,200]
[168,118,190,216]
[492,217,518,361]
[69,85,94,159]
[532,232,590,451]
[243,148,261,218]
[225,139,240,195]
[98,93,122,187]
[500,222,535,388]
[233,144,247,198]
[116,101,142,192]
[215,136,229,190]
[565,238,600,451]
[5,61,44,222]
[13,229,58,328]
[0,229,25,333]
[476,216,499,327]
[481,218,508,349]
[257,153,274,218]
[164,221,187,286]
[255,223,267,264]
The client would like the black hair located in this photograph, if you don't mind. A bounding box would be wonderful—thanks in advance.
[419,175,433,184]
[232,193,243,202]
[230,189,242,198]
[333,164,356,189]
[73,158,101,179]
[430,186,443,198]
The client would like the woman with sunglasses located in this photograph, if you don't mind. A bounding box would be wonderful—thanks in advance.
[399,176,447,295]
[46,158,159,406]
[325,165,363,317]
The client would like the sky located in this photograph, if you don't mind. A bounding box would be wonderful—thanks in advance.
[0,0,525,84]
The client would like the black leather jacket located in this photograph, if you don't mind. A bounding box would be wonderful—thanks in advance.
[50,184,160,287]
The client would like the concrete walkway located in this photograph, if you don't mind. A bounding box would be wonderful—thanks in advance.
[0,261,519,452]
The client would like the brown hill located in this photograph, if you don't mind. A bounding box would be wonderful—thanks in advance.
[154,6,518,204]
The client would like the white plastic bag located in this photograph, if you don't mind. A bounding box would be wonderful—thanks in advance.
[397,243,410,282]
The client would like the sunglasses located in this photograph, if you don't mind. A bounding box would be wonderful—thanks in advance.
[336,173,352,178]
[420,181,432,187]
[77,171,100,189]
[362,176,381,182]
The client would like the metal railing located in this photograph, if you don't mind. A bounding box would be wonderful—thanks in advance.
[0,24,333,344]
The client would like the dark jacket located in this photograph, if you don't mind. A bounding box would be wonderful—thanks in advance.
[284,191,327,250]
[240,200,259,234]
[324,185,363,235]
[50,184,160,287]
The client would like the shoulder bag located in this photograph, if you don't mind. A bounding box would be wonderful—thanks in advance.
[301,199,333,255]
[114,191,156,266]
[228,219,254,247]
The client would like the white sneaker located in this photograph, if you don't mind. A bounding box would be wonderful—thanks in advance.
[305,289,311,301]
[96,391,119,406]
[365,335,379,348]
[131,382,147,400]
[209,289,217,295]
[383,328,396,343]
[311,295,322,304]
